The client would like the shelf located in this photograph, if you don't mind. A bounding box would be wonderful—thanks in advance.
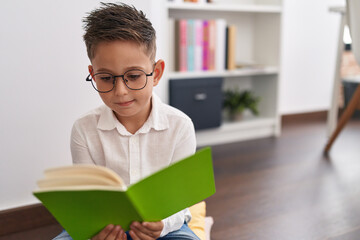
[168,66,279,79]
[196,117,278,147]
[167,3,282,13]
[164,1,282,145]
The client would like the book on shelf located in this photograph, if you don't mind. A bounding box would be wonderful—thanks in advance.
[226,25,237,70]
[187,19,195,71]
[194,19,203,71]
[202,20,209,71]
[216,19,226,72]
[208,20,216,71]
[33,147,216,240]
[172,18,235,73]
[179,19,187,72]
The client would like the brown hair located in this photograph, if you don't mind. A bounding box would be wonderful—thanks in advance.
[83,2,156,61]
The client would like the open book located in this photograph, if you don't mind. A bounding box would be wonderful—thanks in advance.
[33,147,215,240]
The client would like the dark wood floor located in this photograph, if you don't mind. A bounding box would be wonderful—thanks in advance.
[1,117,360,240]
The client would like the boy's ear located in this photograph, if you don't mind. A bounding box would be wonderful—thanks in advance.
[88,65,94,76]
[153,60,165,87]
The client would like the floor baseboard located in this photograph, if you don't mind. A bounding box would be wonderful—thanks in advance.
[281,110,327,124]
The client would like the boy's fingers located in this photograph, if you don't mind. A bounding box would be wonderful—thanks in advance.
[130,229,155,240]
[129,230,141,240]
[142,221,163,231]
[92,224,114,240]
[131,223,162,239]
[106,225,122,240]
[131,222,152,236]
[115,228,126,240]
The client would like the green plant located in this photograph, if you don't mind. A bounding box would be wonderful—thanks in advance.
[223,89,260,116]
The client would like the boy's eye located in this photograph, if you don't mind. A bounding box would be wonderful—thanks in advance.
[126,75,140,81]
[127,75,140,81]
[96,74,113,82]
[125,71,143,81]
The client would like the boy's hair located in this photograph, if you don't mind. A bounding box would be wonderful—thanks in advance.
[83,2,156,61]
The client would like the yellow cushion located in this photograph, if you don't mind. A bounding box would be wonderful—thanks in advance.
[188,201,206,240]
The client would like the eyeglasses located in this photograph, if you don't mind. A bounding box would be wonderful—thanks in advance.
[86,69,154,93]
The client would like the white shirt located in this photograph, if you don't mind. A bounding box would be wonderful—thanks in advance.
[70,93,196,237]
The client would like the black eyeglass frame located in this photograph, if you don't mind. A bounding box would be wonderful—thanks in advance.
[86,68,154,93]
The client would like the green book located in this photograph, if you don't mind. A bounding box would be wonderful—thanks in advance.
[33,147,215,240]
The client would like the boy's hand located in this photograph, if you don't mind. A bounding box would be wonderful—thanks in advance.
[91,224,127,240]
[129,221,163,240]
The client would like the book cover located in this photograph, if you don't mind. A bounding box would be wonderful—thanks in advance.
[33,147,215,240]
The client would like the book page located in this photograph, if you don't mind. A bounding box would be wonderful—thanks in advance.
[37,164,126,190]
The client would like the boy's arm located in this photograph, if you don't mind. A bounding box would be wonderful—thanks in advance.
[70,122,96,164]
[172,118,197,164]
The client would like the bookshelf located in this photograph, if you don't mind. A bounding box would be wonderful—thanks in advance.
[167,2,282,13]
[168,66,279,79]
[162,0,282,147]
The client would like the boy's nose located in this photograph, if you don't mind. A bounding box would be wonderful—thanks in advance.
[113,78,129,96]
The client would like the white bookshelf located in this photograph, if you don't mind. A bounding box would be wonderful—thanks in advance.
[168,66,279,79]
[196,117,277,146]
[167,3,282,13]
[162,0,282,147]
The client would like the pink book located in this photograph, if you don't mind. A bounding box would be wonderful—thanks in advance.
[194,20,203,71]
[179,19,187,72]
[208,20,216,71]
[202,20,209,71]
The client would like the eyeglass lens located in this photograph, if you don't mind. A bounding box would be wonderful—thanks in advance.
[92,70,147,92]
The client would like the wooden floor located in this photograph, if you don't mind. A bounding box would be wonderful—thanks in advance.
[2,117,360,240]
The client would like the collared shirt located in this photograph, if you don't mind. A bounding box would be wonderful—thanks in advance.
[70,93,196,237]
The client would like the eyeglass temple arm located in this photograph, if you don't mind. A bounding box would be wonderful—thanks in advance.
[86,74,92,82]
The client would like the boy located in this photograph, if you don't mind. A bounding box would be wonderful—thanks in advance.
[53,2,199,240]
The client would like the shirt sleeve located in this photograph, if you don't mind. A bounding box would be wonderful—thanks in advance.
[160,118,196,236]
[70,121,95,164]
[160,208,192,237]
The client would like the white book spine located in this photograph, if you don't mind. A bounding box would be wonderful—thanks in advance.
[216,19,227,72]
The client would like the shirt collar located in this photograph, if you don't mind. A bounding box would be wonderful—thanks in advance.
[97,93,169,135]
[97,105,119,131]
[138,93,169,134]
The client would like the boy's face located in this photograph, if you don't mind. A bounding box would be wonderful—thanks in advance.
[88,40,164,126]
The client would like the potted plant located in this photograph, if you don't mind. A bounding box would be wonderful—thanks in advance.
[223,89,260,121]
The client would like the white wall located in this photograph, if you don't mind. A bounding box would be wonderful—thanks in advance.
[0,0,345,211]
[280,0,345,114]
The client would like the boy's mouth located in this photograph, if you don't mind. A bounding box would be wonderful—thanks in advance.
[116,100,134,107]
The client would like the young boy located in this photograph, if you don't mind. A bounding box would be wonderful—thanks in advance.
[53,2,199,240]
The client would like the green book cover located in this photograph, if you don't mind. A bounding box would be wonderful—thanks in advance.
[33,147,215,240]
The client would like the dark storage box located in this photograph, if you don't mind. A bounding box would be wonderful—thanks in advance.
[343,80,360,119]
[169,77,223,130]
